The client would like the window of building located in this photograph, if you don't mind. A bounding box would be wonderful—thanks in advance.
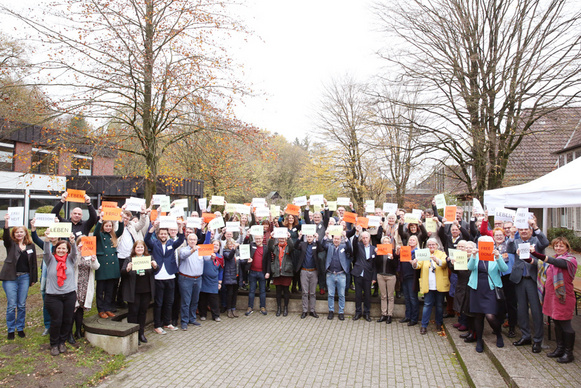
[71,155,92,176]
[560,208,568,228]
[0,142,14,171]
[31,149,58,175]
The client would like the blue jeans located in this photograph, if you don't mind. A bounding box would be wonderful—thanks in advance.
[326,272,346,313]
[402,277,419,322]
[178,275,202,325]
[421,290,445,328]
[248,270,266,309]
[2,273,30,333]
[41,289,51,330]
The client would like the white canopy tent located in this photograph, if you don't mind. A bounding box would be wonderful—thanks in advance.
[484,156,581,232]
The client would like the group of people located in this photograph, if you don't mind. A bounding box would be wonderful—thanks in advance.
[0,194,577,364]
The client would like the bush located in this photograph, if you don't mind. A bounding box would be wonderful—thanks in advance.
[547,227,581,252]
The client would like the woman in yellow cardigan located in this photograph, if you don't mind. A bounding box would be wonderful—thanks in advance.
[412,238,449,334]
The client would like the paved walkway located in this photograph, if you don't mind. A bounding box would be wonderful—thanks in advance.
[98,315,468,388]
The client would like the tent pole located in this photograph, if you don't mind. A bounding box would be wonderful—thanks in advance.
[542,208,548,235]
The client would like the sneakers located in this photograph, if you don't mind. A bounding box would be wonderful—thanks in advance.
[164,324,178,331]
[59,343,67,353]
[189,320,201,326]
[154,327,167,335]
[214,317,222,322]
[42,328,49,336]
[200,316,207,321]
[260,307,267,315]
[245,308,254,316]
[50,346,60,356]
[181,325,187,331]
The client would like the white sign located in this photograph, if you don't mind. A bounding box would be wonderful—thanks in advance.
[473,198,484,215]
[368,216,381,227]
[125,197,146,212]
[272,227,288,239]
[518,243,531,259]
[327,225,343,236]
[211,196,224,206]
[249,225,263,236]
[236,204,251,215]
[294,196,307,207]
[186,217,202,229]
[159,216,178,229]
[514,208,530,229]
[159,196,171,212]
[151,194,165,206]
[173,198,189,208]
[34,213,57,228]
[434,194,446,209]
[255,207,270,218]
[239,244,251,260]
[252,198,266,207]
[226,221,240,232]
[365,200,375,213]
[198,198,207,212]
[48,222,72,238]
[412,209,423,219]
[208,216,225,230]
[494,207,516,222]
[169,207,185,218]
[301,224,316,235]
[310,194,324,205]
[7,207,24,227]
[382,202,398,215]
[337,197,351,206]
[415,248,431,262]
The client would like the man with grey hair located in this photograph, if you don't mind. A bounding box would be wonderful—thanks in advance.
[351,225,376,321]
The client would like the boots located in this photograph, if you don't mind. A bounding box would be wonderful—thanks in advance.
[283,305,288,317]
[557,332,575,364]
[548,324,565,358]
[276,305,281,317]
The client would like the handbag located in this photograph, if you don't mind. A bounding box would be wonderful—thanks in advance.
[487,272,505,301]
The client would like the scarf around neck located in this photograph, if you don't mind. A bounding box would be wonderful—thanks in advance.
[55,253,68,287]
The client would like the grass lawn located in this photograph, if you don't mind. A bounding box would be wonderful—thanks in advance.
[0,274,125,387]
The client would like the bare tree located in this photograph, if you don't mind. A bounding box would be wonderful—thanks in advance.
[2,0,248,200]
[369,84,426,207]
[316,77,375,212]
[376,0,581,198]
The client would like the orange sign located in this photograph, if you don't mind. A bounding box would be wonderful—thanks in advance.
[343,211,357,224]
[65,189,86,203]
[80,236,96,256]
[400,246,412,262]
[377,243,393,255]
[479,240,495,261]
[356,217,369,229]
[285,204,300,216]
[150,209,158,221]
[444,206,457,222]
[202,212,216,223]
[198,244,214,256]
[103,207,122,221]
[101,201,117,208]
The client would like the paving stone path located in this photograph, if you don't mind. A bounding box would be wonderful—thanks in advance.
[98,315,468,388]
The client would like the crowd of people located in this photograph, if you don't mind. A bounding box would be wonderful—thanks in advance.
[0,193,577,363]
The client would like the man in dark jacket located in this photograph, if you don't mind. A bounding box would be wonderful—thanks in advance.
[507,218,549,353]
[51,191,97,238]
[351,226,376,322]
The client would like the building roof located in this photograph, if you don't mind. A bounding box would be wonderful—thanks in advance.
[503,107,581,186]
[0,118,117,158]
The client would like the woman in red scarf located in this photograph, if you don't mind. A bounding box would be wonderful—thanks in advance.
[529,237,578,363]
[268,234,295,317]
[43,232,77,356]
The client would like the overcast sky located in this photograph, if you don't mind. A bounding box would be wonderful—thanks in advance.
[231,0,385,141]
[1,0,385,141]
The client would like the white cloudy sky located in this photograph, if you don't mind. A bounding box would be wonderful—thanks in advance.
[1,0,386,141]
[232,0,385,140]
